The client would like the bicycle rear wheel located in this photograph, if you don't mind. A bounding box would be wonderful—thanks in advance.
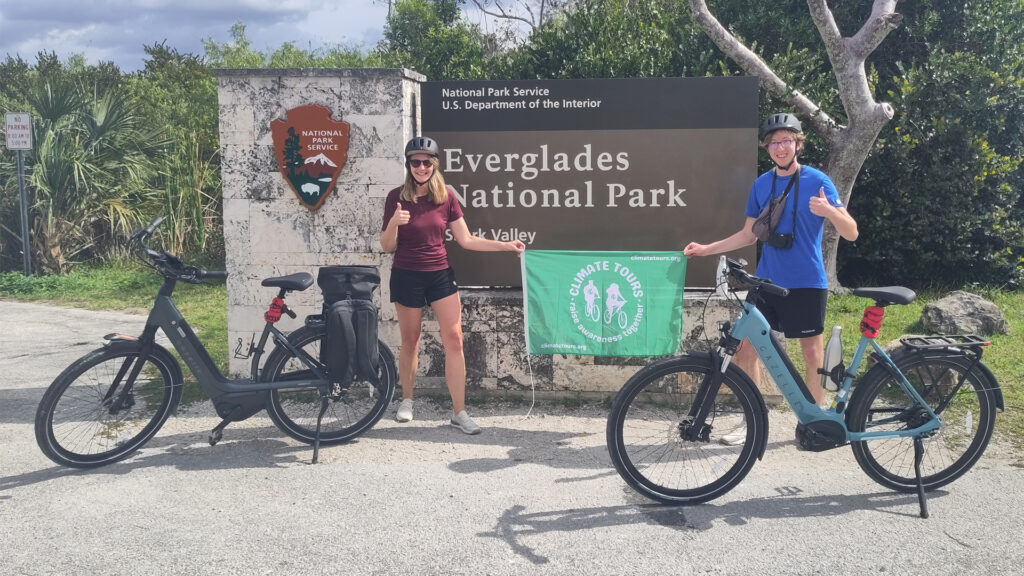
[846,351,997,492]
[606,354,766,505]
[35,346,181,468]
[263,325,397,445]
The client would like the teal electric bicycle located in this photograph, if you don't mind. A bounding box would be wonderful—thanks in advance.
[607,259,1003,517]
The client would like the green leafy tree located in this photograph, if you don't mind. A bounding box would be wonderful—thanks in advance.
[204,21,382,69]
[377,0,490,80]
[845,0,1024,286]
[132,43,222,259]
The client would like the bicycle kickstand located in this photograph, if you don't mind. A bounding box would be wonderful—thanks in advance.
[311,395,330,464]
[913,437,929,519]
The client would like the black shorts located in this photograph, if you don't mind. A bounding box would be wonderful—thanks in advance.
[389,267,459,308]
[756,288,827,339]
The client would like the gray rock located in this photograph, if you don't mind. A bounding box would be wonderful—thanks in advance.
[921,290,1010,335]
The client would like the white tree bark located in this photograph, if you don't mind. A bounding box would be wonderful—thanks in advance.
[688,0,902,288]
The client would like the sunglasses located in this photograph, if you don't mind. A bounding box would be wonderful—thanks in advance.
[407,159,433,168]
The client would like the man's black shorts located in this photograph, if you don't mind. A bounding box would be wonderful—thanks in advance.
[756,288,827,339]
[389,267,458,308]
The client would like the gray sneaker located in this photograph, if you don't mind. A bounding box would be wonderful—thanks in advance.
[450,410,481,435]
[395,398,413,422]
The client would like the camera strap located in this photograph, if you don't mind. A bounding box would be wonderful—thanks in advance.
[769,166,801,238]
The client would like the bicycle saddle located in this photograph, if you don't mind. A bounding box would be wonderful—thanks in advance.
[261,272,314,291]
[852,286,916,306]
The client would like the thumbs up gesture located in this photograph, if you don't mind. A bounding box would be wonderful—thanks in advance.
[390,202,410,227]
[809,187,833,217]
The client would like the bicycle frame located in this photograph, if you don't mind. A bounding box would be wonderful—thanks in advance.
[727,298,940,442]
[136,277,327,397]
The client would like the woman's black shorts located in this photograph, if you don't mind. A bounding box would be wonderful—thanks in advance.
[389,267,459,308]
[756,288,828,339]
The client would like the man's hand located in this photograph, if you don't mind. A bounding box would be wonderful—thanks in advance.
[809,188,835,218]
[683,242,710,257]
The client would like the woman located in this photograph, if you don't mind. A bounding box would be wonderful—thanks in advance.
[380,136,525,435]
[683,113,858,447]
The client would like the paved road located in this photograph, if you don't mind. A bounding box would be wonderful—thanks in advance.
[1,300,1022,575]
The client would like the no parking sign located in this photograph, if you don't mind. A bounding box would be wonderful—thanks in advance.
[4,113,33,150]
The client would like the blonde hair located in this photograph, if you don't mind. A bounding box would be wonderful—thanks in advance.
[400,156,448,204]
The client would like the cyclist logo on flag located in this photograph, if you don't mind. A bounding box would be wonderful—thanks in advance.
[568,260,645,343]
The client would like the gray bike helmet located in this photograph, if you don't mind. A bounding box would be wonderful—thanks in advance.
[405,136,440,157]
[759,113,803,140]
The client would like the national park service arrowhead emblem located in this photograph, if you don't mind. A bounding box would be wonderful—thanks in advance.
[271,105,350,210]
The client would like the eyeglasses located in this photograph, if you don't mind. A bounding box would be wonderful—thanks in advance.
[768,139,796,149]
[407,159,433,168]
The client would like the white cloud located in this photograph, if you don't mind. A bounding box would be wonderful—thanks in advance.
[0,0,389,71]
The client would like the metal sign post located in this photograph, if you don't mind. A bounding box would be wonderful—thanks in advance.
[5,112,33,275]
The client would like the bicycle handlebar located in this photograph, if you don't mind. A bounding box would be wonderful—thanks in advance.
[131,217,227,284]
[724,258,790,298]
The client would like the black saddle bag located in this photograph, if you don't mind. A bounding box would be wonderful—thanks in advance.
[317,266,380,385]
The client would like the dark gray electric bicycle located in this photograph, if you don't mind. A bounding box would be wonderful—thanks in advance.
[34,217,397,468]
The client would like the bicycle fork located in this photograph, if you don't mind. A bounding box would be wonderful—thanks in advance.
[104,326,161,414]
[680,350,733,442]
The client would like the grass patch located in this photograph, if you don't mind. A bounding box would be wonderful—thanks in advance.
[1,262,228,405]
[786,289,1024,454]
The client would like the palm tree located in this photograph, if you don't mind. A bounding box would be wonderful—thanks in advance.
[26,80,166,272]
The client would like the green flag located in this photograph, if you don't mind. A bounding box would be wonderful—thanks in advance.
[521,250,686,356]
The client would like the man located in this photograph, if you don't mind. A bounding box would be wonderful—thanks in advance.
[682,113,858,445]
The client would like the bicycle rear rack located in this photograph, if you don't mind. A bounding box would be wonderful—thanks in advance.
[900,334,989,350]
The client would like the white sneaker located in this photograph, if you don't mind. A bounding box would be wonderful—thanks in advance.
[450,410,481,435]
[395,398,413,422]
[719,420,747,446]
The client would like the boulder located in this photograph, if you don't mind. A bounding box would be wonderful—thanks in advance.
[920,291,1010,335]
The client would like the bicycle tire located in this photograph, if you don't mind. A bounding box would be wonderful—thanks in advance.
[263,325,397,445]
[35,346,181,468]
[606,353,767,505]
[846,349,997,492]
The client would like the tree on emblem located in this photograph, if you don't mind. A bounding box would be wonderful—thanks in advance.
[283,127,303,177]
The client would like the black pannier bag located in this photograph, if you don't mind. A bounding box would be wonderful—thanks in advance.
[317,266,380,386]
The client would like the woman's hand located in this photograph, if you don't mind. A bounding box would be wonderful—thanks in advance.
[507,240,526,255]
[389,202,410,228]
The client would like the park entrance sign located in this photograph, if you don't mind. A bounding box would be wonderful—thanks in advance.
[422,77,758,288]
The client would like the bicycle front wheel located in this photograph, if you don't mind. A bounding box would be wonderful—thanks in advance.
[606,354,766,505]
[263,325,397,445]
[35,346,181,468]
[846,350,997,492]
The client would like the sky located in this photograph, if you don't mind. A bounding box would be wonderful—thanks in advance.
[0,0,393,72]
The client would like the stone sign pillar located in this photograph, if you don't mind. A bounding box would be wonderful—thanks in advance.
[215,68,423,377]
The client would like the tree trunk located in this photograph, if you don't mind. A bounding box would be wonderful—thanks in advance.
[688,0,901,289]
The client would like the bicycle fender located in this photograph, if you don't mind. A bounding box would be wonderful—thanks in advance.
[102,336,185,392]
[864,347,1004,411]
[971,357,1004,411]
[696,351,771,461]
[722,358,771,462]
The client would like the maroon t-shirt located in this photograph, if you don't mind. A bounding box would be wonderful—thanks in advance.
[381,186,464,271]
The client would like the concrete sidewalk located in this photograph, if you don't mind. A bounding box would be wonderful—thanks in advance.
[1,300,1022,576]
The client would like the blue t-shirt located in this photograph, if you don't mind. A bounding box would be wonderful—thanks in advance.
[744,165,843,289]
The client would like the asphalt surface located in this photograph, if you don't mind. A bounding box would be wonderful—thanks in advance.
[1,299,1022,575]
